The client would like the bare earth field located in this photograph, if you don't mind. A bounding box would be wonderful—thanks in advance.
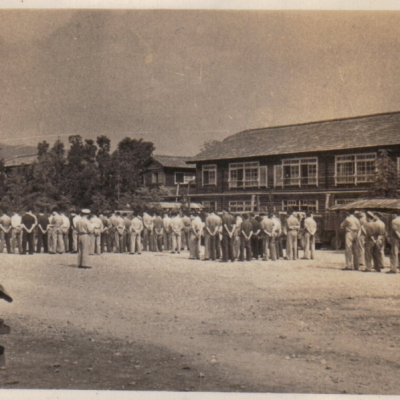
[0,249,400,394]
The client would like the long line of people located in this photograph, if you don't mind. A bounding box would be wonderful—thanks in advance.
[0,206,318,263]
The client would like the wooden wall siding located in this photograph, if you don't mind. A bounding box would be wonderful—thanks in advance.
[194,145,400,196]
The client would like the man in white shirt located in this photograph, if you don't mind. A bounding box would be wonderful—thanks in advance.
[130,212,143,254]
[90,213,103,255]
[303,212,317,260]
[170,211,183,254]
[340,210,361,271]
[388,212,400,273]
[11,211,22,254]
[163,212,172,251]
[60,211,71,254]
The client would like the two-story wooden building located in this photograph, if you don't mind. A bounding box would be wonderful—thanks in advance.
[189,112,400,213]
[142,155,196,200]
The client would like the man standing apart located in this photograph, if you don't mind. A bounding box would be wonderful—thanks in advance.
[286,209,300,261]
[303,212,317,260]
[221,209,236,262]
[388,212,400,274]
[74,209,94,269]
[340,210,361,271]
[21,208,37,255]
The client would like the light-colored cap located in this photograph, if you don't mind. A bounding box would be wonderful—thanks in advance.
[81,209,91,214]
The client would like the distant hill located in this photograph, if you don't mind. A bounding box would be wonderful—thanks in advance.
[0,143,38,161]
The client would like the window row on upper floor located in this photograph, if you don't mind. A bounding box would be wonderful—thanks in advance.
[200,153,399,188]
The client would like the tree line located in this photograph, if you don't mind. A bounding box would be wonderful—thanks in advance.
[0,135,170,213]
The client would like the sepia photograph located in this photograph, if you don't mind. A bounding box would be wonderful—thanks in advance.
[1,2,400,398]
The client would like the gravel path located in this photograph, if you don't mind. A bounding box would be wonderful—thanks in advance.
[0,249,399,394]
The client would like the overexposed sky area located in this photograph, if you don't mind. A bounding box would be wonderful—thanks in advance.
[1,9,400,156]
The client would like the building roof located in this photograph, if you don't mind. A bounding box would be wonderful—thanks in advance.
[191,112,400,162]
[330,198,400,212]
[4,154,37,168]
[150,155,196,169]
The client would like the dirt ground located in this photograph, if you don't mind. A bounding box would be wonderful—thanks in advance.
[0,248,400,394]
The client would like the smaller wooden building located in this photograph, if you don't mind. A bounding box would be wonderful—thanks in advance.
[142,155,197,199]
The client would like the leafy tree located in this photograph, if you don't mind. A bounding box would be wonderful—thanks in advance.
[110,137,155,200]
[96,135,113,200]
[37,141,50,158]
[368,149,399,198]
[131,186,169,214]
[90,193,112,214]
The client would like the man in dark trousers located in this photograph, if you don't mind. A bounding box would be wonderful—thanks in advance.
[36,209,50,253]
[239,214,253,261]
[221,209,236,262]
[21,207,37,255]
[249,213,261,260]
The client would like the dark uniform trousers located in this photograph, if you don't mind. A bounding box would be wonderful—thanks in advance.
[239,236,252,261]
[221,235,235,262]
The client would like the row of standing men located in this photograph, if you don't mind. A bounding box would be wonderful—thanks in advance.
[340,210,400,273]
[0,208,318,263]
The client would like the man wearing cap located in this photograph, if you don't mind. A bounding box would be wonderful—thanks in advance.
[340,210,361,271]
[388,212,400,273]
[75,209,94,268]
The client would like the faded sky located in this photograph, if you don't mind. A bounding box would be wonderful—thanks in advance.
[1,10,400,156]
